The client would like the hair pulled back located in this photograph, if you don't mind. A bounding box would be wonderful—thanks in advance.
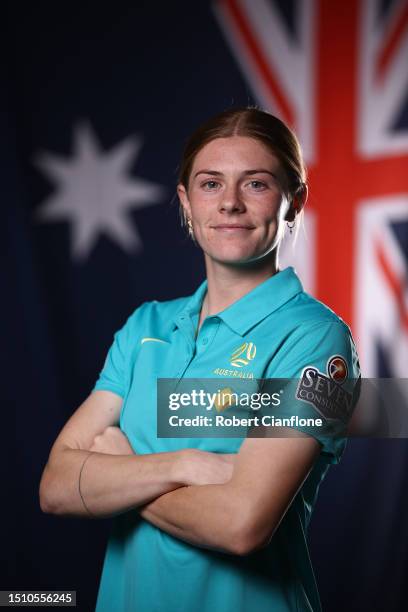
[178,107,307,200]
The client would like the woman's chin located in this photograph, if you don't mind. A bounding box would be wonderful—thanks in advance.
[205,247,274,267]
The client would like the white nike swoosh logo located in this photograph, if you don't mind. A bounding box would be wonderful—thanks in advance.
[141,337,169,345]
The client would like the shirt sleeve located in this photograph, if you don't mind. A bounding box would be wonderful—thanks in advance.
[92,305,144,399]
[264,320,361,464]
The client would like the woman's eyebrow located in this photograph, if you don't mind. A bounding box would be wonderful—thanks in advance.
[193,169,278,178]
[244,169,278,178]
[193,170,223,178]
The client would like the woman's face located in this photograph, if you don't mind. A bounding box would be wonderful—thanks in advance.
[178,136,292,267]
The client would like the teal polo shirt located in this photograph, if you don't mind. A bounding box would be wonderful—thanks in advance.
[93,267,360,612]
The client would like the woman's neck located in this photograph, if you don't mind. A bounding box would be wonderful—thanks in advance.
[202,253,279,317]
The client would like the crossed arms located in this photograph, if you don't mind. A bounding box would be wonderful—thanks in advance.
[39,390,320,555]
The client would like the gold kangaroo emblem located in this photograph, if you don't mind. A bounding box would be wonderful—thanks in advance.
[230,342,257,368]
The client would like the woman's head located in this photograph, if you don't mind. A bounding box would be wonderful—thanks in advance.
[177,107,308,268]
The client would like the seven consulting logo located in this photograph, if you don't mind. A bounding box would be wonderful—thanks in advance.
[295,355,353,422]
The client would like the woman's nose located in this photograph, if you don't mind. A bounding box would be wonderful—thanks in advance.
[218,184,245,213]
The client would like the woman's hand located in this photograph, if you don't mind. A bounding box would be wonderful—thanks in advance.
[176,449,237,486]
[89,426,135,456]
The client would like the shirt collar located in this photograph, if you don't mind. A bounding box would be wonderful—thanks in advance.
[172,279,208,330]
[218,267,303,336]
[172,267,303,336]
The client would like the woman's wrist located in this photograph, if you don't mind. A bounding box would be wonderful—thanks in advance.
[170,449,195,486]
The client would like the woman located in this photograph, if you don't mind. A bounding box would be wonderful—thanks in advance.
[39,107,360,612]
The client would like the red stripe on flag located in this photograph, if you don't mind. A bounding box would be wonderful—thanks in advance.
[311,0,360,325]
[377,2,408,81]
[222,0,294,124]
[376,241,408,333]
[354,155,408,198]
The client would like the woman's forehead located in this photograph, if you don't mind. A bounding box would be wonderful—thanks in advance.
[191,136,282,175]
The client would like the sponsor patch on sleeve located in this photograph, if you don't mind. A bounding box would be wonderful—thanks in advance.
[295,355,353,421]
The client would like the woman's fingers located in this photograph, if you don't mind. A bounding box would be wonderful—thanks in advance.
[90,426,134,455]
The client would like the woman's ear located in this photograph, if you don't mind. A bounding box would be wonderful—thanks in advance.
[285,183,308,221]
[177,183,192,220]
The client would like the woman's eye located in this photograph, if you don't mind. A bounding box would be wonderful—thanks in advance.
[248,180,266,189]
[201,180,219,190]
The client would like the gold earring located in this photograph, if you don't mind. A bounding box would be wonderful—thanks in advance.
[186,217,194,238]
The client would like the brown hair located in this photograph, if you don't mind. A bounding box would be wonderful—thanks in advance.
[178,107,307,200]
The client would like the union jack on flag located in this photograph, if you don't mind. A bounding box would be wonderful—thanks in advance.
[213,0,408,376]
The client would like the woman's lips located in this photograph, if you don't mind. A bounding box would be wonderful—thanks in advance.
[212,224,254,232]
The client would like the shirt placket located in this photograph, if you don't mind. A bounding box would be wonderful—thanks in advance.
[194,317,220,356]
[173,312,197,380]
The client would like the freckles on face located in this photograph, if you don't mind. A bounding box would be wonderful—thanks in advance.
[185,136,288,263]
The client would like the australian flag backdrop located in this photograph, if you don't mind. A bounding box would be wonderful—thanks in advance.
[5,1,408,611]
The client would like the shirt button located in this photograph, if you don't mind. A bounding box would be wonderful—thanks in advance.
[202,338,208,345]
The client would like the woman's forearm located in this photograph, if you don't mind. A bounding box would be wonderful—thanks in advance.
[39,448,185,519]
[139,482,247,555]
